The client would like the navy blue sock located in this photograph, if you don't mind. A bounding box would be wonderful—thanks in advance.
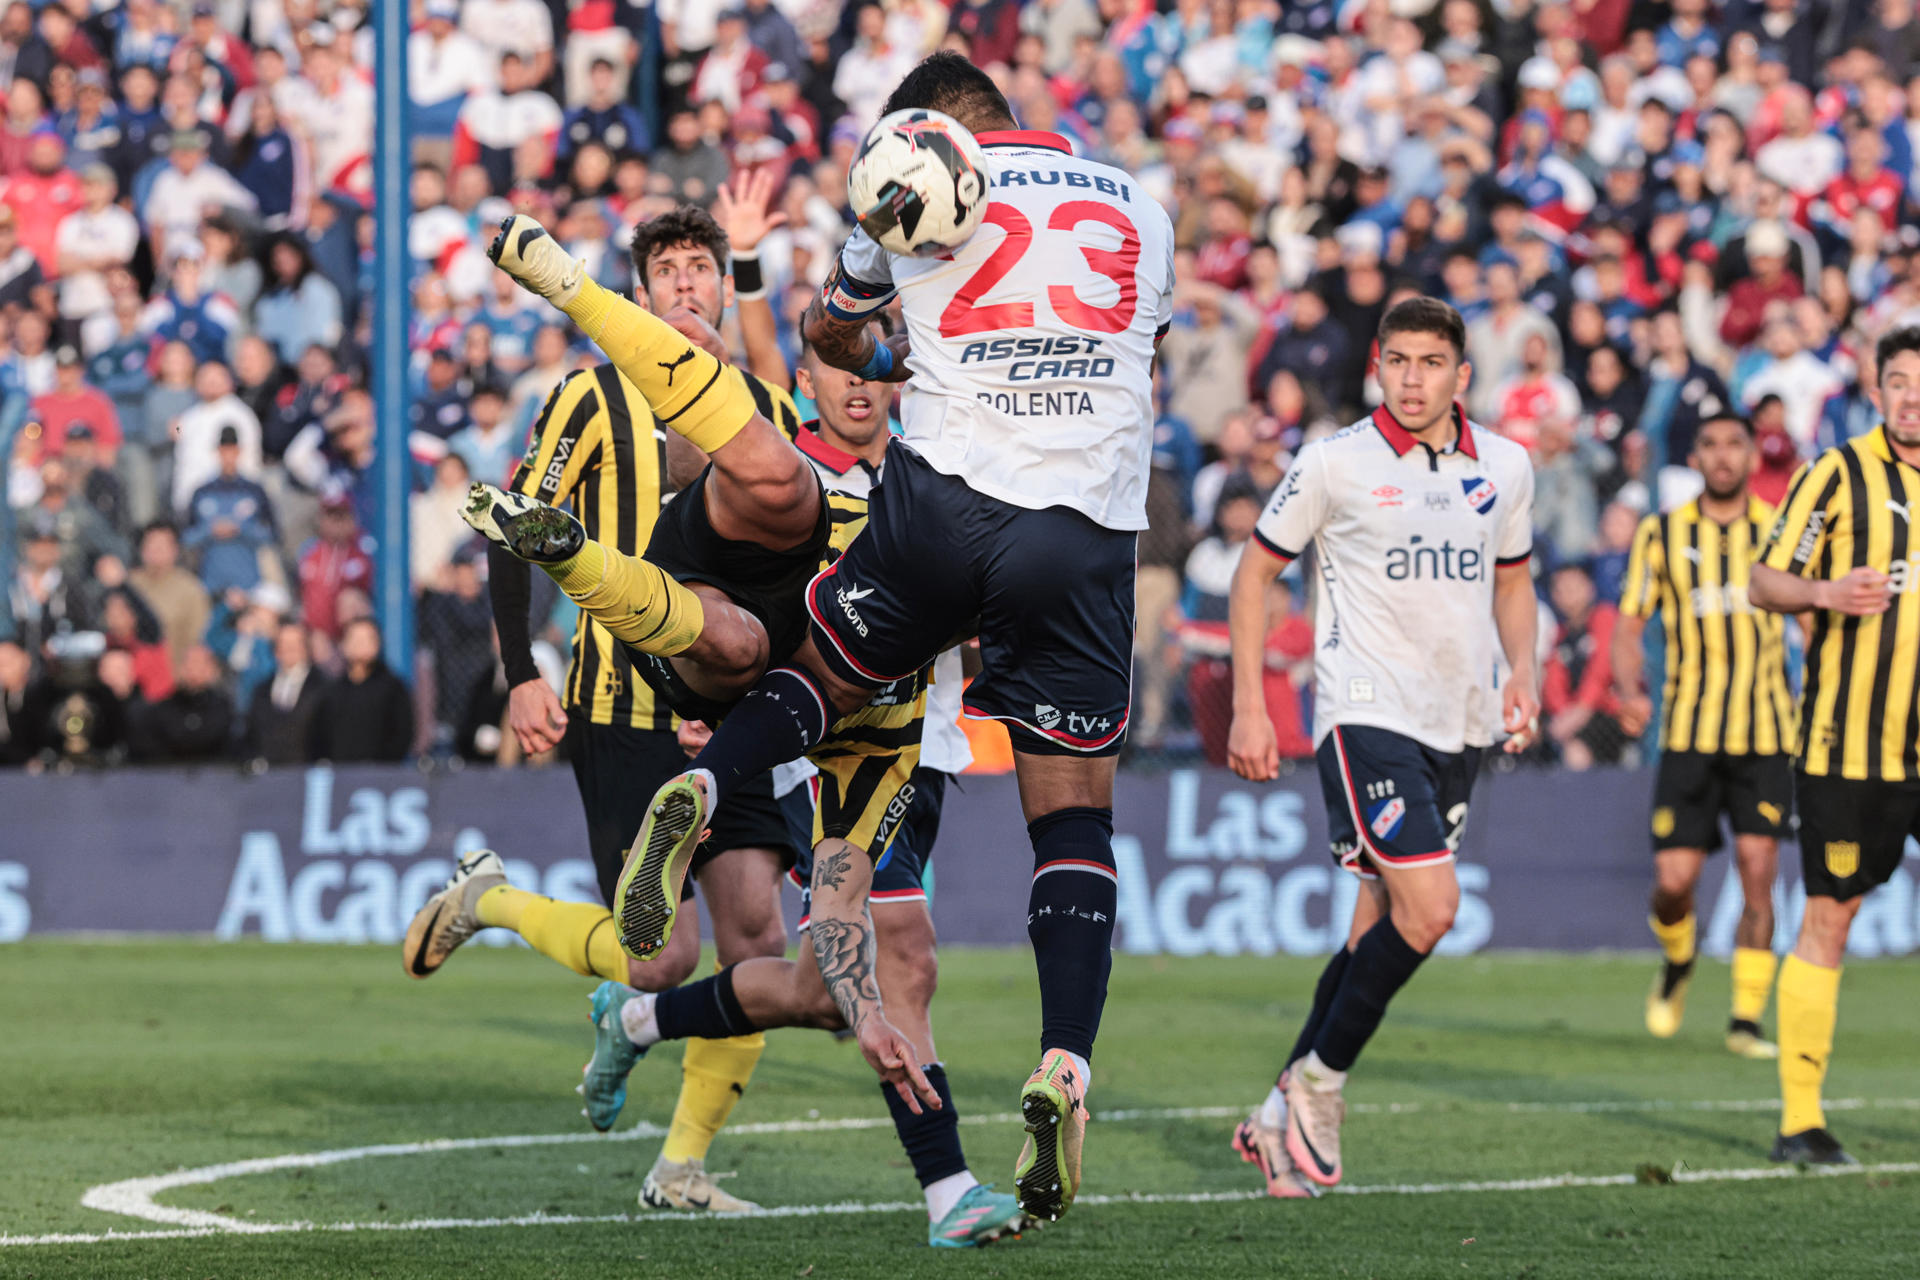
[881,1063,967,1187]
[1311,918,1428,1072]
[1285,945,1352,1076]
[690,666,833,808]
[654,966,759,1041]
[1026,807,1117,1062]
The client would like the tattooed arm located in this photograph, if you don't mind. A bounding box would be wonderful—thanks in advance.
[809,838,940,1111]
[800,289,912,382]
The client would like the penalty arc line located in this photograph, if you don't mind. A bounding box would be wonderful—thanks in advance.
[21,1096,1920,1247]
[14,1162,1920,1248]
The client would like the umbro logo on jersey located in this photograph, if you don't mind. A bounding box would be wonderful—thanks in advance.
[1461,477,1497,514]
[1371,485,1404,508]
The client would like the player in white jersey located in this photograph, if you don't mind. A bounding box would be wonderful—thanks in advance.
[609,52,1177,1224]
[1224,299,1541,1195]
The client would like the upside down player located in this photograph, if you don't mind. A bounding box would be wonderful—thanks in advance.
[1226,299,1539,1194]
[400,197,810,1213]
[1746,325,1920,1166]
[564,53,1176,1223]
[1612,412,1795,1060]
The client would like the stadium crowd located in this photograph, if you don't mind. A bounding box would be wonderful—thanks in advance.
[0,0,1906,772]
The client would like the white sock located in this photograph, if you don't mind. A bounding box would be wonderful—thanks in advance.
[1059,1050,1091,1084]
[1256,1085,1287,1128]
[619,990,661,1048]
[1296,1050,1347,1093]
[924,1170,980,1221]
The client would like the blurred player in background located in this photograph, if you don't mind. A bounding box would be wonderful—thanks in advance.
[1747,325,1920,1166]
[1613,412,1794,1060]
[1225,298,1538,1194]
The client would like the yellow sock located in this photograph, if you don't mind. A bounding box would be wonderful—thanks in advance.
[661,1032,766,1163]
[476,886,628,981]
[1777,954,1841,1135]
[562,279,756,453]
[1650,912,1696,965]
[1731,946,1779,1024]
[541,539,705,656]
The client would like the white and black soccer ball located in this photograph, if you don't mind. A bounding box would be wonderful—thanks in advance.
[847,108,989,259]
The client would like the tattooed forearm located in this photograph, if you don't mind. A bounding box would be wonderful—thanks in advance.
[801,295,877,373]
[813,845,854,894]
[810,913,882,1031]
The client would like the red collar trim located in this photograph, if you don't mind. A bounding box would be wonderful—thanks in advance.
[1370,403,1477,460]
[796,424,863,474]
[975,129,1072,154]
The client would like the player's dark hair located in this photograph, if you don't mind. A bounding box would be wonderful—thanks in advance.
[1377,297,1467,361]
[1874,325,1920,380]
[880,52,1016,133]
[629,205,729,281]
[1697,410,1755,438]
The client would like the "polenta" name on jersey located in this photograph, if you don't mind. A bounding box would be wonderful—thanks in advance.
[976,390,1098,415]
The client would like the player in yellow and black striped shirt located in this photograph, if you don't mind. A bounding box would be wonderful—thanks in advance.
[1745,325,1920,1167]
[406,199,804,1215]
[1612,413,1793,1061]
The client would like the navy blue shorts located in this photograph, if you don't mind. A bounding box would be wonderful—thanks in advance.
[791,766,949,926]
[1315,724,1482,880]
[805,440,1136,756]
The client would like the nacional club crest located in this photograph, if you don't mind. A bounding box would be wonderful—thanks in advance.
[1462,476,1498,514]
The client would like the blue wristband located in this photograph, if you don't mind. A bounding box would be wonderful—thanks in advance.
[855,342,894,381]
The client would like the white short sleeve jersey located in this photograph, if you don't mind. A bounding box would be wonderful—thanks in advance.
[826,130,1176,532]
[795,428,974,775]
[1254,407,1535,754]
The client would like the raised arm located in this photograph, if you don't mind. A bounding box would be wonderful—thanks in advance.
[714,172,794,391]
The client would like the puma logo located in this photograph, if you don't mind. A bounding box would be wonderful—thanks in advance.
[1799,1053,1822,1067]
[1888,499,1910,523]
[659,350,696,386]
[1681,546,1702,563]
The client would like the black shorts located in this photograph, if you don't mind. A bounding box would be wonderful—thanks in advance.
[805,440,1136,756]
[1650,750,1793,852]
[1315,724,1481,880]
[791,766,948,926]
[1794,770,1919,901]
[642,463,830,666]
[564,717,799,907]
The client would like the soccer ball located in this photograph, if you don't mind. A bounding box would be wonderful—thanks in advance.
[847,109,990,258]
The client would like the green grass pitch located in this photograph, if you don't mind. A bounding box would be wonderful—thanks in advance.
[1,941,1915,1279]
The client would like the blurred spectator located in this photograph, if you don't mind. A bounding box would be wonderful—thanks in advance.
[561,58,649,162]
[33,345,119,458]
[29,457,128,586]
[4,130,83,274]
[652,105,729,207]
[183,425,276,597]
[141,127,255,265]
[1467,259,1561,421]
[53,164,136,324]
[474,270,541,377]
[142,642,232,763]
[1159,280,1259,444]
[127,521,210,673]
[61,425,128,537]
[254,234,343,364]
[693,9,770,114]
[411,452,475,591]
[1252,285,1352,413]
[8,518,77,657]
[834,5,918,131]
[233,336,289,432]
[453,52,562,194]
[138,245,241,366]
[98,584,171,702]
[1749,392,1803,505]
[206,580,290,717]
[417,546,494,747]
[1719,220,1804,348]
[411,0,496,139]
[463,0,556,85]
[1641,308,1732,478]
[1542,563,1623,772]
[1491,331,1581,452]
[0,638,42,765]
[299,489,373,642]
[170,362,262,517]
[244,617,327,767]
[1533,415,1608,564]
[1591,501,1641,604]
[200,213,262,322]
[448,384,518,487]
[1180,480,1261,623]
[1741,319,1845,454]
[0,200,42,309]
[313,616,412,763]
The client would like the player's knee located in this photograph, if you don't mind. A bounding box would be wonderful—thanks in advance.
[625,950,697,991]
[1652,864,1696,905]
[1394,894,1457,952]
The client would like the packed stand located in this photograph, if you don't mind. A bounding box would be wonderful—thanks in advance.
[0,0,1903,773]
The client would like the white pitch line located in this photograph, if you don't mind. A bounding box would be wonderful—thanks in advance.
[13,1162,1920,1249]
[33,1096,1920,1247]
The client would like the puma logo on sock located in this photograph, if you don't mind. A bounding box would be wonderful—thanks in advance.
[659,350,696,386]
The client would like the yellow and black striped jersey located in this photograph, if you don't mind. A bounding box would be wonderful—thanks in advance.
[1760,426,1920,780]
[1620,496,1794,756]
[510,361,796,730]
[745,373,804,442]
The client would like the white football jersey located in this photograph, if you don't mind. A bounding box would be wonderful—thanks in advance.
[829,130,1176,532]
[796,427,974,775]
[1254,408,1535,754]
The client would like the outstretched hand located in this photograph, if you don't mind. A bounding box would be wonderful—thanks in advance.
[714,171,790,254]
